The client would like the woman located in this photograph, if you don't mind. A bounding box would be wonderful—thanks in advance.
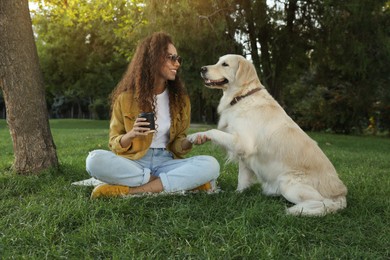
[86,32,220,198]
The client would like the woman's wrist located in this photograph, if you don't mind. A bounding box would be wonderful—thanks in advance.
[120,132,133,148]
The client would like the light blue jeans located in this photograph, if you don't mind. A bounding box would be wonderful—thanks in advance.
[86,149,220,192]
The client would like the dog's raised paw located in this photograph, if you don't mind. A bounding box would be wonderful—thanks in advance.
[187,133,198,143]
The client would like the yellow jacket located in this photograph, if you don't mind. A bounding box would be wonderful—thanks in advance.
[108,91,192,159]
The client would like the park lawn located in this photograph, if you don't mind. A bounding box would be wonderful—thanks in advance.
[0,119,389,259]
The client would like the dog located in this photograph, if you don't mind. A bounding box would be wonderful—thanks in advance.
[187,54,347,216]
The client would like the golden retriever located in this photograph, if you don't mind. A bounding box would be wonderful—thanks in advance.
[187,54,347,216]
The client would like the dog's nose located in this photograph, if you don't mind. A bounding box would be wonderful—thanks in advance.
[200,66,208,73]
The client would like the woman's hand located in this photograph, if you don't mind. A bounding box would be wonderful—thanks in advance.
[187,132,210,145]
[193,135,210,145]
[120,117,155,148]
[128,117,155,138]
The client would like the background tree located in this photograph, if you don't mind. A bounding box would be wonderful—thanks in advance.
[0,0,58,173]
[31,0,145,119]
[285,0,390,133]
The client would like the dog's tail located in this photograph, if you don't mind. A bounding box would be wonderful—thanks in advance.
[286,196,347,216]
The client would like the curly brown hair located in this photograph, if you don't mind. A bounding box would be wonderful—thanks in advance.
[110,32,187,116]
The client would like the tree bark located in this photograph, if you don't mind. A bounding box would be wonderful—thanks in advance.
[254,0,273,90]
[0,0,58,174]
[241,0,261,71]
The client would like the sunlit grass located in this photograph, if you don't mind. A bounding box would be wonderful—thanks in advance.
[0,119,389,258]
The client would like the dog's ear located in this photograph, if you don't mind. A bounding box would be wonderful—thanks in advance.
[235,58,258,87]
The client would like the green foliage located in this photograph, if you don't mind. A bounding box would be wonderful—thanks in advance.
[27,0,390,132]
[1,119,389,258]
[89,98,109,119]
[31,0,145,118]
[284,74,328,131]
[306,0,390,133]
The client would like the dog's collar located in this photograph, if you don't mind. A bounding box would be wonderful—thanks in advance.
[230,88,262,106]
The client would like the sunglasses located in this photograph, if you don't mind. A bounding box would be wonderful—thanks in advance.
[166,54,182,64]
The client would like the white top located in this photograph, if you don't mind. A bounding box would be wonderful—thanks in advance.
[150,89,171,148]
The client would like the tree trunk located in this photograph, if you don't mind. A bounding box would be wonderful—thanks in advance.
[0,0,58,174]
[272,0,298,102]
[241,0,261,71]
[255,0,273,90]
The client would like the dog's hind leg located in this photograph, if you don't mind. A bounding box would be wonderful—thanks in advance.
[236,160,257,191]
[279,178,330,216]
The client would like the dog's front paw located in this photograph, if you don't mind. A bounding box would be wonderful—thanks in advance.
[187,131,209,144]
[187,132,202,143]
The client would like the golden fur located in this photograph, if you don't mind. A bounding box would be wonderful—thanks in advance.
[188,55,347,216]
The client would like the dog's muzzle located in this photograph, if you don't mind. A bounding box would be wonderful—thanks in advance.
[200,66,208,78]
[200,66,229,86]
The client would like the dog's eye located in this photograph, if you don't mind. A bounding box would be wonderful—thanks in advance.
[222,62,229,67]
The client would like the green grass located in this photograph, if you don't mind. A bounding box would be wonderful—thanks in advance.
[0,119,389,259]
